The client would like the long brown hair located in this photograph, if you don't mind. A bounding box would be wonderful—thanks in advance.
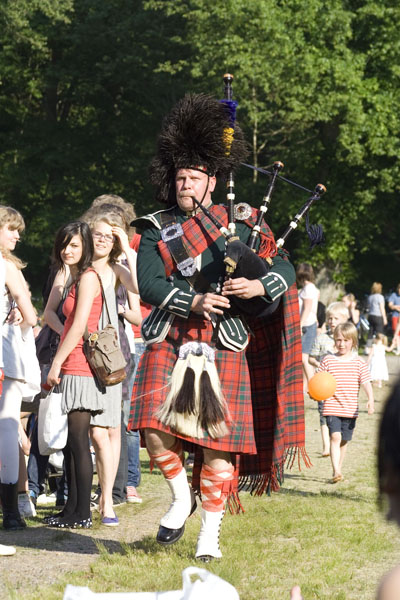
[0,206,26,269]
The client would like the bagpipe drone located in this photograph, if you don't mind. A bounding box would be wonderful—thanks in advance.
[149,77,326,439]
[187,74,326,320]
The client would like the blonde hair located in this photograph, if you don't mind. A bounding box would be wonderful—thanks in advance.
[326,301,349,321]
[82,194,136,239]
[343,293,356,303]
[83,210,126,264]
[333,322,358,349]
[371,282,382,294]
[374,333,388,346]
[0,206,26,269]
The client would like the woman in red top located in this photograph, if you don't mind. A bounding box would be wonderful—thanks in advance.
[46,221,102,529]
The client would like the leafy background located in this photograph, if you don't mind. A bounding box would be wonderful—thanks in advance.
[0,0,398,299]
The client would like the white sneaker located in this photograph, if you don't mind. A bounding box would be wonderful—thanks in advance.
[126,486,142,504]
[18,492,37,517]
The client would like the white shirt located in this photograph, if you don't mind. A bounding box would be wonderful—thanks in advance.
[298,282,319,326]
[0,252,4,368]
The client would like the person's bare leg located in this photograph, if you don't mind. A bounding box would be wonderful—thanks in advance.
[302,353,314,392]
[321,424,330,456]
[338,440,348,475]
[17,445,28,493]
[330,432,342,478]
[145,428,176,455]
[108,424,121,497]
[90,426,118,519]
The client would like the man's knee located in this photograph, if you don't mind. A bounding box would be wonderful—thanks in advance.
[144,428,176,455]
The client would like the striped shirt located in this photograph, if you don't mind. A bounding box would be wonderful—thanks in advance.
[320,353,371,418]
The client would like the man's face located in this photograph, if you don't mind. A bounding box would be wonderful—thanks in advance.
[175,168,216,213]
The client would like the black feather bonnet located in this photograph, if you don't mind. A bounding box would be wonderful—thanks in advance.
[149,93,248,206]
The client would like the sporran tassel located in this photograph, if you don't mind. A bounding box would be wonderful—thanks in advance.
[199,363,229,439]
[155,342,229,439]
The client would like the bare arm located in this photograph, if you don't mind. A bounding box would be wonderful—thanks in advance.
[300,297,313,329]
[47,270,100,386]
[349,304,360,325]
[112,228,138,293]
[380,300,387,326]
[308,356,320,368]
[5,261,37,327]
[43,268,70,335]
[362,380,374,415]
[120,290,142,326]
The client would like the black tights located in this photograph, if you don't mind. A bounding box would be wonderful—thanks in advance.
[57,410,92,524]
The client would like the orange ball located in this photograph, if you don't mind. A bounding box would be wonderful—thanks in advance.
[308,372,336,401]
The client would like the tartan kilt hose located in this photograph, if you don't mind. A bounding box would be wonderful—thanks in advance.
[128,314,257,454]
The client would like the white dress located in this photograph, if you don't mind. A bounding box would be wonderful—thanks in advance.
[369,344,389,382]
[2,289,41,400]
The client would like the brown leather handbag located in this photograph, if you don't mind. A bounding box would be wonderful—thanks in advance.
[83,275,127,387]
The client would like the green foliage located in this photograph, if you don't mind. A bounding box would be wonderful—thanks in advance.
[0,0,399,291]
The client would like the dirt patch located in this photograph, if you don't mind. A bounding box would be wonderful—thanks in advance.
[0,482,169,598]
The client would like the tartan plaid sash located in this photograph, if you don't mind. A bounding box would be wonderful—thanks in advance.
[157,204,277,275]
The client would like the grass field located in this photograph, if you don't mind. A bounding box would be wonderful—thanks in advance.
[8,357,400,600]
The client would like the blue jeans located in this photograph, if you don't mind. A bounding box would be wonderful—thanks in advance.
[123,343,146,488]
[28,416,67,503]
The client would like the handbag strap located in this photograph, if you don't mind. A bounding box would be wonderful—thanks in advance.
[83,269,113,341]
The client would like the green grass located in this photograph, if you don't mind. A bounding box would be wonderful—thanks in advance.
[14,380,400,599]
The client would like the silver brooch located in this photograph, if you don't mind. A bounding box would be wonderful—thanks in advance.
[234,203,252,220]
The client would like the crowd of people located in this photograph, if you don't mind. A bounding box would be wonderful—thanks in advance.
[0,93,310,564]
[0,90,398,600]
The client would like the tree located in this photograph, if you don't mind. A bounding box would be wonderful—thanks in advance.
[0,0,189,290]
[144,0,400,291]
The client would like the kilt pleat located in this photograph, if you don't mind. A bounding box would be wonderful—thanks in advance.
[129,314,256,454]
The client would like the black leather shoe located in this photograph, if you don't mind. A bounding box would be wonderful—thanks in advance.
[156,497,197,546]
[156,523,186,546]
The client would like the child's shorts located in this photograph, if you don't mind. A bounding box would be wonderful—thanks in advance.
[301,322,317,354]
[326,415,356,441]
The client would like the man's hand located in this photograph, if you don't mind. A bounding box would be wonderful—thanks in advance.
[221,277,265,300]
[191,293,230,321]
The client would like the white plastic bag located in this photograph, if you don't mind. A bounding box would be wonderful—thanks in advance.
[63,566,240,599]
[38,389,68,455]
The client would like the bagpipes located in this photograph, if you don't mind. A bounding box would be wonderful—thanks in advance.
[151,78,326,440]
[190,73,326,319]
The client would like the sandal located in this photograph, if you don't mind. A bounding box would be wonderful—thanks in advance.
[330,474,343,484]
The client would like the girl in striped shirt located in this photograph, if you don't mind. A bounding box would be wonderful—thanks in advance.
[319,322,374,483]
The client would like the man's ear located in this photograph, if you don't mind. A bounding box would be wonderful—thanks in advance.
[208,176,217,193]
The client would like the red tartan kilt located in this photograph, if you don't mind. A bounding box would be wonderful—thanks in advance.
[129,314,256,453]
